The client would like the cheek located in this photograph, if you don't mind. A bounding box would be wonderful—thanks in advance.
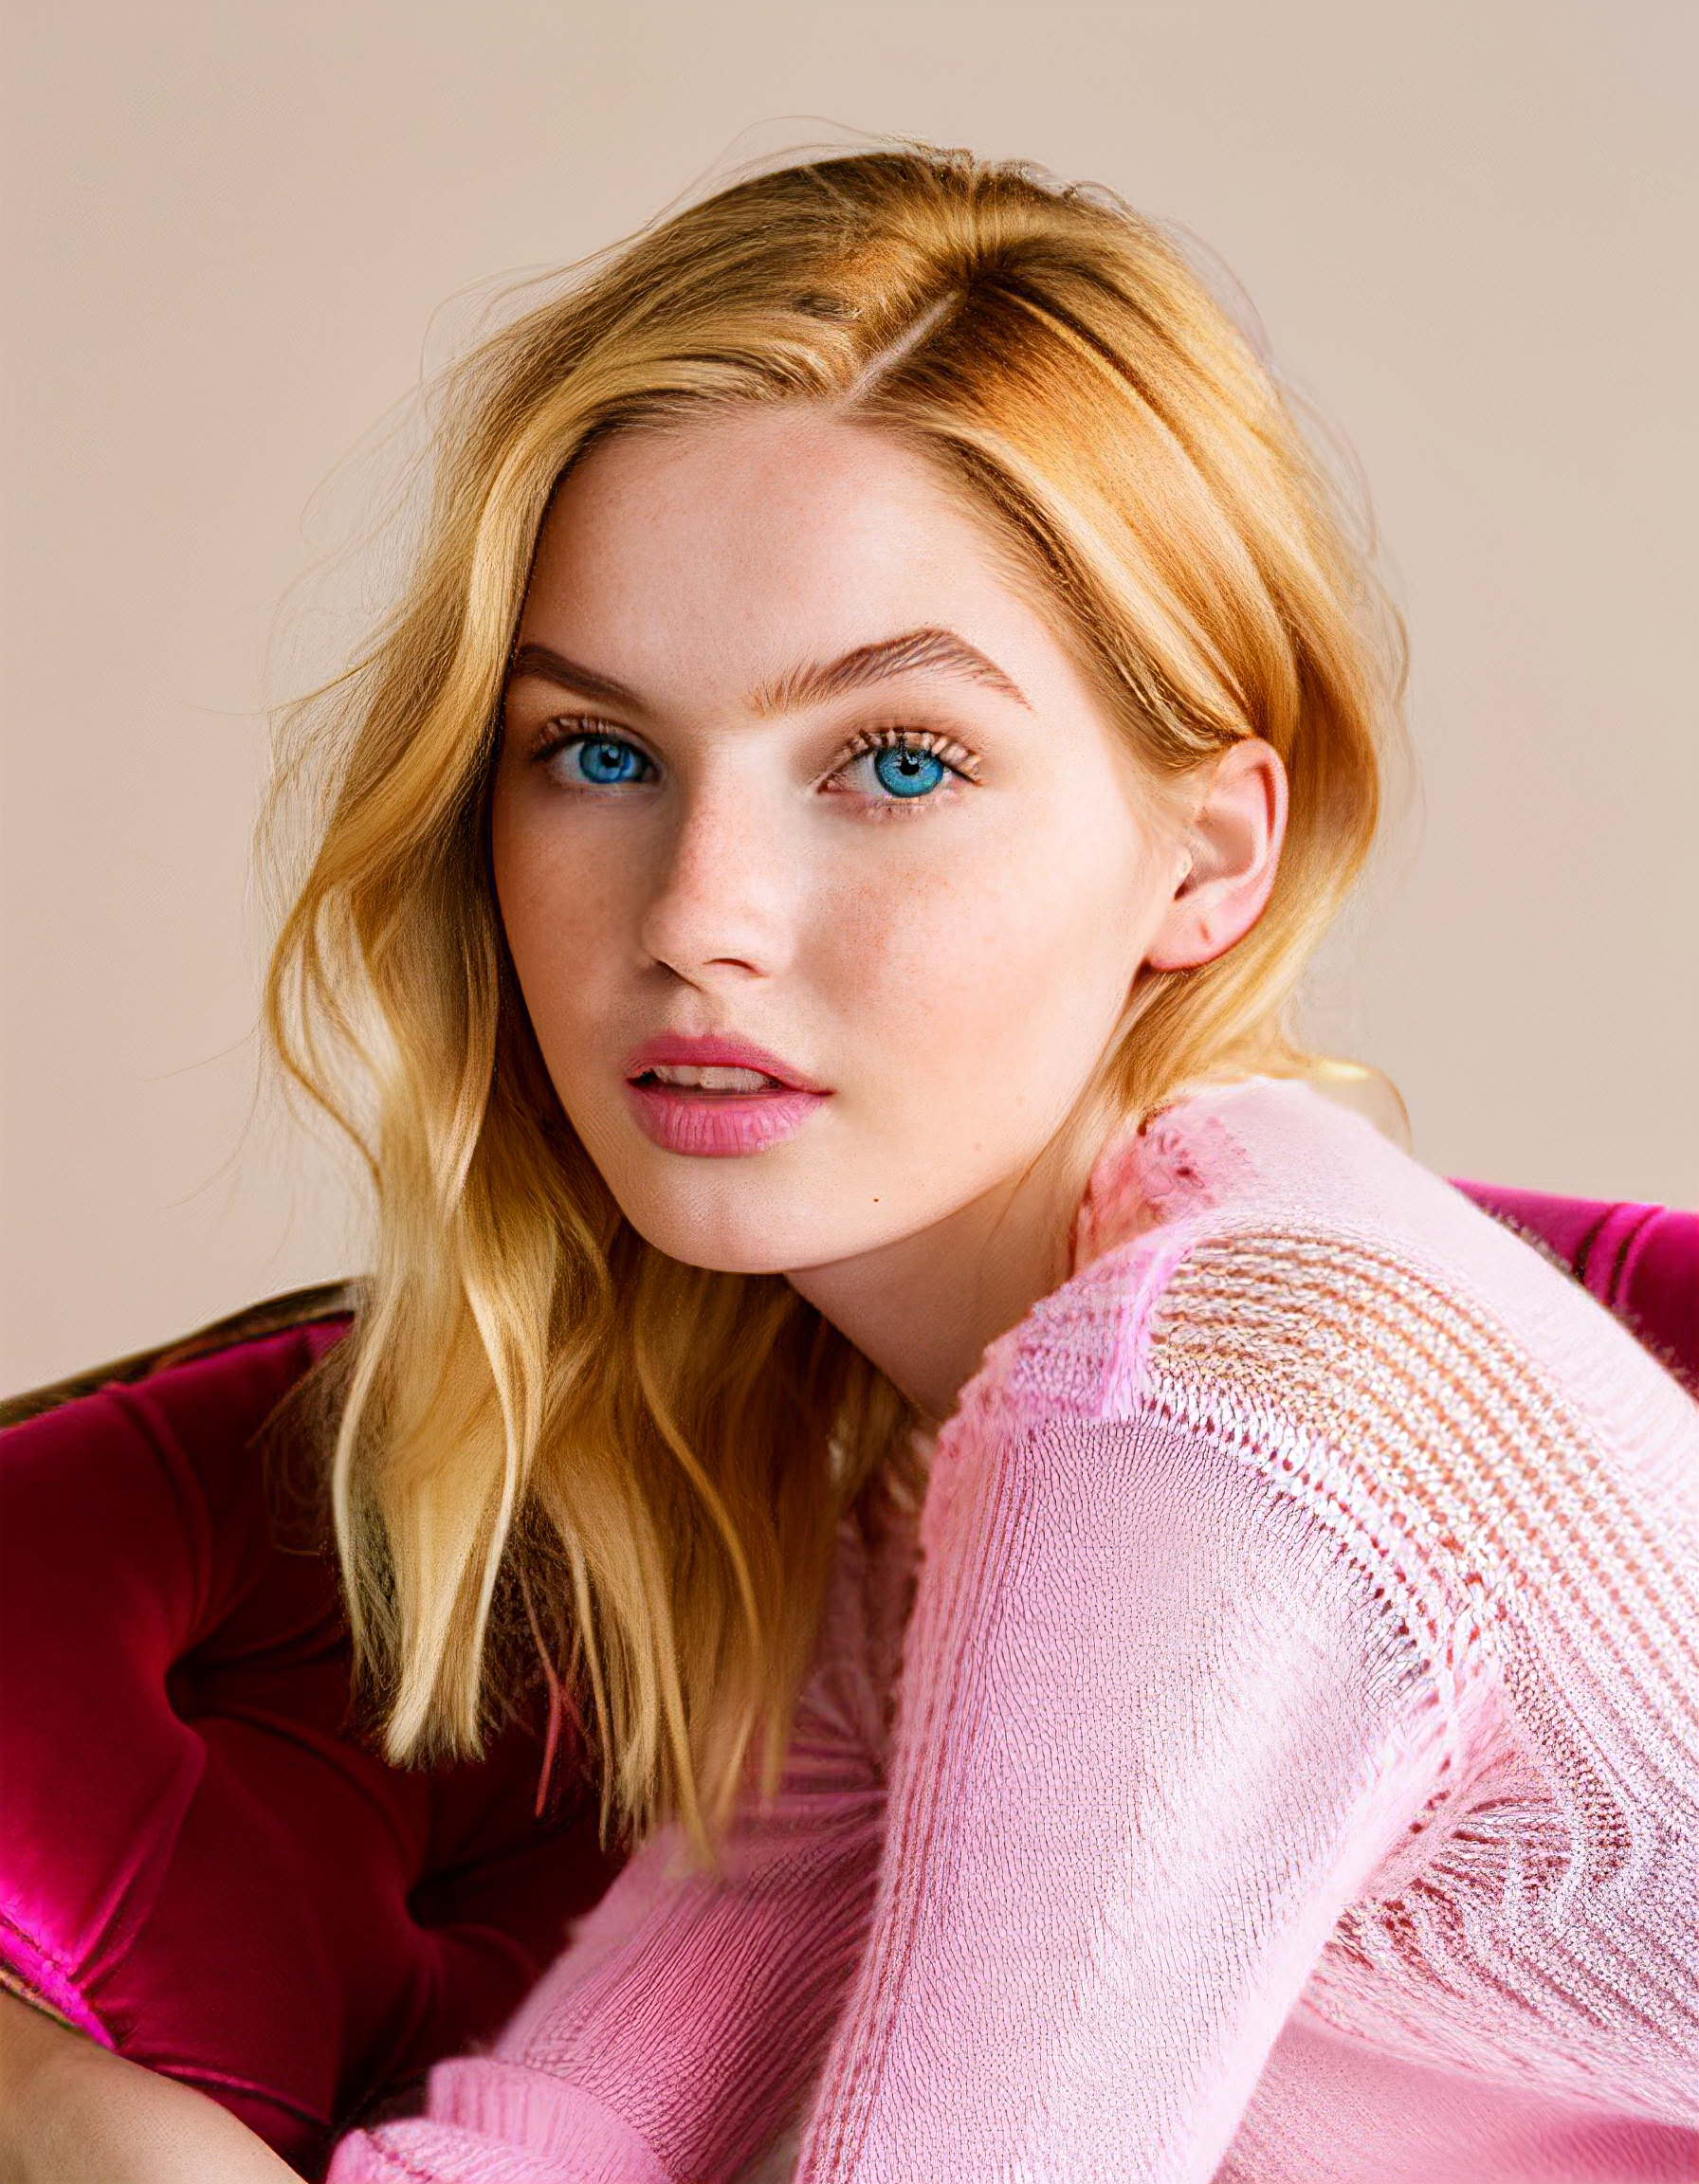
[808,801,1155,1114]
[491,799,632,1051]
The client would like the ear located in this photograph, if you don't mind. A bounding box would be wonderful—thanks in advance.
[1144,737,1288,972]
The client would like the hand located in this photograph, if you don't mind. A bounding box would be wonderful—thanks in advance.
[0,1990,300,2184]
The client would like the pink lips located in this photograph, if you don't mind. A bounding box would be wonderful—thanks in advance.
[621,1033,831,1158]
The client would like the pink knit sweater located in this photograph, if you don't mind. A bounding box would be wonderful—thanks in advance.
[329,1079,1699,2184]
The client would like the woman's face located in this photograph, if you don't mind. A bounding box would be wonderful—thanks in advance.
[492,407,1189,1278]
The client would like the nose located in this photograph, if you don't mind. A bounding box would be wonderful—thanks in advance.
[637,767,797,987]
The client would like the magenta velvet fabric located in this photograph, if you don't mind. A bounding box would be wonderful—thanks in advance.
[1452,1182,1698,1393]
[0,1177,1692,2177]
[0,1323,624,2177]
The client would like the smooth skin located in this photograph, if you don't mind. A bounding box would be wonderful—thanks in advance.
[1,404,1282,2178]
[0,1989,297,2182]
[496,405,1285,1424]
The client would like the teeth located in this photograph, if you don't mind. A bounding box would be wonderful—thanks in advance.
[646,1064,776,1093]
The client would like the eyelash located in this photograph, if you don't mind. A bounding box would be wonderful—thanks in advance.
[827,724,981,806]
[529,719,983,805]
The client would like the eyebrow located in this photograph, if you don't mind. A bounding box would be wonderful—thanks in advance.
[505,626,1031,717]
[749,628,1032,716]
[507,644,643,710]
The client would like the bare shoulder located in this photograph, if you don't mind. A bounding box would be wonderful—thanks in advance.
[0,1990,297,2184]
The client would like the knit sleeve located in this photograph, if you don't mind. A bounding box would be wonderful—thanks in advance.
[326,1505,909,2184]
[792,1413,1457,2184]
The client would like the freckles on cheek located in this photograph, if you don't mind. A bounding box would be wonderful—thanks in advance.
[829,805,1155,1095]
[820,853,977,1001]
[496,838,619,1053]
[502,811,628,944]
[821,853,1052,1068]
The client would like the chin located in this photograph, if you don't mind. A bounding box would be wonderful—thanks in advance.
[607,1171,841,1279]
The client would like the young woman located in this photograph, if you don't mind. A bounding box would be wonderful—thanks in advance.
[13,146,1698,2182]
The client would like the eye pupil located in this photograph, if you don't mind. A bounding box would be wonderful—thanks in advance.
[872,744,946,798]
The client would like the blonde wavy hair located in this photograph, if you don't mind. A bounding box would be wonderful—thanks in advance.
[265,143,1406,1864]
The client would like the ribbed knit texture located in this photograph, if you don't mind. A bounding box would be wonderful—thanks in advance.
[329,1079,1699,2184]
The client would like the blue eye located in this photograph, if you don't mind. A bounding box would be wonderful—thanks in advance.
[870,744,947,798]
[561,735,651,786]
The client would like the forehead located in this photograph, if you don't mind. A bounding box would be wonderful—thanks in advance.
[518,407,1054,704]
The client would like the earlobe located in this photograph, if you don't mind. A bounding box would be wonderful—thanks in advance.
[1143,738,1288,973]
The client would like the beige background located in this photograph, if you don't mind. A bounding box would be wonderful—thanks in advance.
[2,0,1694,1396]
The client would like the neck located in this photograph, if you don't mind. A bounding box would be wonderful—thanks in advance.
[784,1113,1111,1428]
